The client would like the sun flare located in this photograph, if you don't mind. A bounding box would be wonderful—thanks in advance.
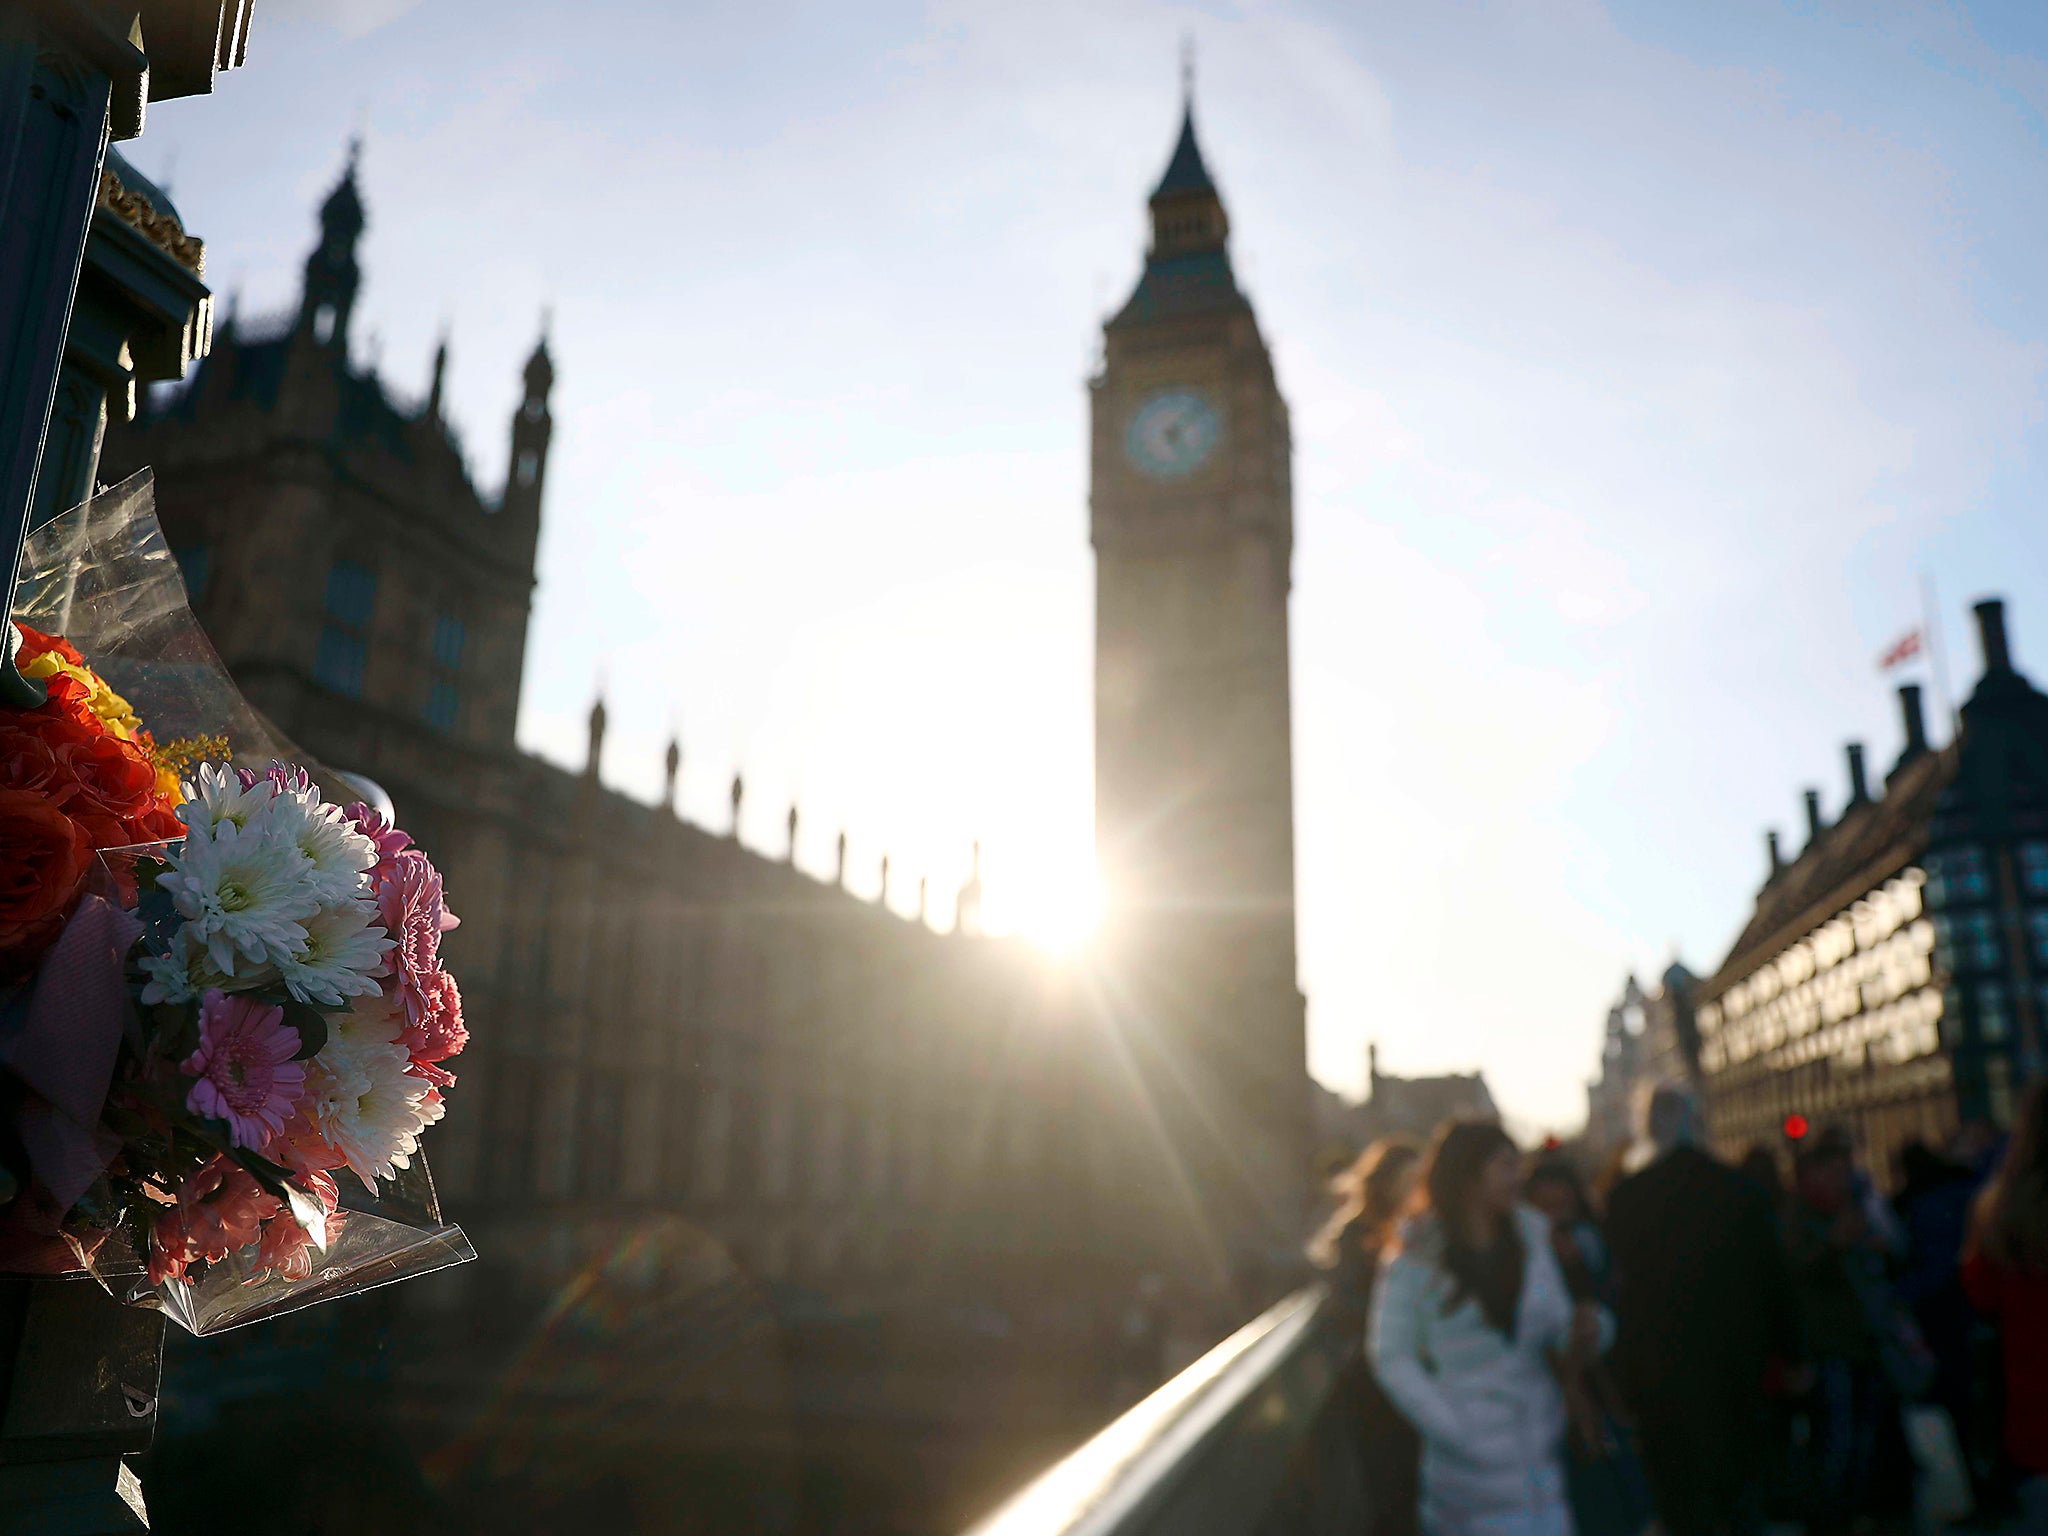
[988,857,1104,957]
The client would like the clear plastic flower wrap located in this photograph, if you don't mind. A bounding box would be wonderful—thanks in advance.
[0,471,473,1333]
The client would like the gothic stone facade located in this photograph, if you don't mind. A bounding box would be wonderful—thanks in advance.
[105,110,1319,1532]
[103,159,1128,1533]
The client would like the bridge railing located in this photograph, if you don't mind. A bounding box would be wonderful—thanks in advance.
[963,1286,1372,1536]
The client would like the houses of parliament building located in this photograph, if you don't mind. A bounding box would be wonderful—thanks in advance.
[103,98,1315,1536]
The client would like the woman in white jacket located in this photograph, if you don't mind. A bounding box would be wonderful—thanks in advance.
[1369,1121,1609,1536]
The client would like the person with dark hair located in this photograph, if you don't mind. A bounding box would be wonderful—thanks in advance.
[1604,1085,1797,1536]
[1312,1138,1424,1536]
[1784,1126,1915,1534]
[1370,1120,1607,1536]
[1892,1138,1984,1509]
[1737,1143,1784,1206]
[1525,1155,1609,1303]
[1963,1080,2048,1527]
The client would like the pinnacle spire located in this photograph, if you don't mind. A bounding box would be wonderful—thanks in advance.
[1152,109,1217,201]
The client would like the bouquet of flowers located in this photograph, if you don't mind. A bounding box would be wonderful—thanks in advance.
[1,475,471,1333]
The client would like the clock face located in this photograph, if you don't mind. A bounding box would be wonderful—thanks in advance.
[1125,390,1221,478]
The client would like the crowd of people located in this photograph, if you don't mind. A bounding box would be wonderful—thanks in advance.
[1313,1079,2048,1536]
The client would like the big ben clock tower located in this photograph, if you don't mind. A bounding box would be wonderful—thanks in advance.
[1091,94,1310,1296]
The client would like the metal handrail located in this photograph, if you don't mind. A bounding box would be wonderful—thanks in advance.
[963,1286,1340,1536]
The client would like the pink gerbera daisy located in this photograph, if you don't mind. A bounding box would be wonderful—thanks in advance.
[181,990,307,1150]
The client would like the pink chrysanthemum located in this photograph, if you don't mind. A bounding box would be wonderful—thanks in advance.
[146,1155,283,1285]
[344,801,412,866]
[374,850,459,1027]
[181,990,307,1150]
[236,761,311,796]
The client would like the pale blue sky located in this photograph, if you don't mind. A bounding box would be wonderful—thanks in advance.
[129,0,2048,1130]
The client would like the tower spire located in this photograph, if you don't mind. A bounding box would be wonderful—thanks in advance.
[299,140,366,354]
[1181,31,1195,110]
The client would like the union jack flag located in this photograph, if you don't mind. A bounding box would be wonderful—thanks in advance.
[1878,629,1923,670]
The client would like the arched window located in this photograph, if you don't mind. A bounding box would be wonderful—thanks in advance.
[423,613,465,733]
[313,559,375,697]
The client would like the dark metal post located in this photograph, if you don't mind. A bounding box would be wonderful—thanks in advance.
[0,5,252,1528]
[0,4,133,705]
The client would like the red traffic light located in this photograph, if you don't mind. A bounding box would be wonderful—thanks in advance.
[1540,1135,1562,1152]
[1783,1113,1809,1141]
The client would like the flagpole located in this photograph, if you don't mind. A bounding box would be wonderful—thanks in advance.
[1922,571,1959,745]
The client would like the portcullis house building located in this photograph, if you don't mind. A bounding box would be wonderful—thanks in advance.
[1697,600,2048,1178]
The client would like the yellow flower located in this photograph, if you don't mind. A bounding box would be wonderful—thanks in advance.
[21,652,143,740]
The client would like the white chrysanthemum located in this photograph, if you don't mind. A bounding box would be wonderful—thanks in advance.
[160,817,317,975]
[262,785,376,903]
[137,925,276,1005]
[274,897,392,1005]
[306,1035,441,1191]
[177,762,276,834]
[331,986,405,1052]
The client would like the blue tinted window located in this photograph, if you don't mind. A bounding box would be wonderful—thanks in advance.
[1958,911,2003,970]
[314,626,366,698]
[1978,983,2010,1043]
[431,614,464,670]
[423,680,459,733]
[2022,842,2048,896]
[323,560,376,629]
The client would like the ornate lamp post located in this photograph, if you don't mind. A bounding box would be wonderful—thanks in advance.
[0,4,252,1528]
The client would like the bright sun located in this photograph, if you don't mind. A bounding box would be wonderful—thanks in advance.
[991,858,1104,956]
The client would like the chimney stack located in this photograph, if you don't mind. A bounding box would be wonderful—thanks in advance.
[1899,683,1929,759]
[1803,788,1824,844]
[1767,829,1783,879]
[786,803,799,863]
[663,736,681,813]
[1846,742,1869,805]
[728,772,744,839]
[835,830,848,887]
[1974,598,2012,675]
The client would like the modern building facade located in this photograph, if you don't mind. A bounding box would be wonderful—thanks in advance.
[1696,602,2048,1183]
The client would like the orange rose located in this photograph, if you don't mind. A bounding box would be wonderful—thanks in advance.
[0,789,91,970]
[0,723,71,803]
[56,728,166,848]
[27,672,101,733]
[11,622,83,669]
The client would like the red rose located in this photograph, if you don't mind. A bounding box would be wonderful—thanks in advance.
[0,723,72,803]
[30,672,100,732]
[12,622,83,669]
[47,726,162,848]
[0,789,91,969]
[0,713,177,851]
